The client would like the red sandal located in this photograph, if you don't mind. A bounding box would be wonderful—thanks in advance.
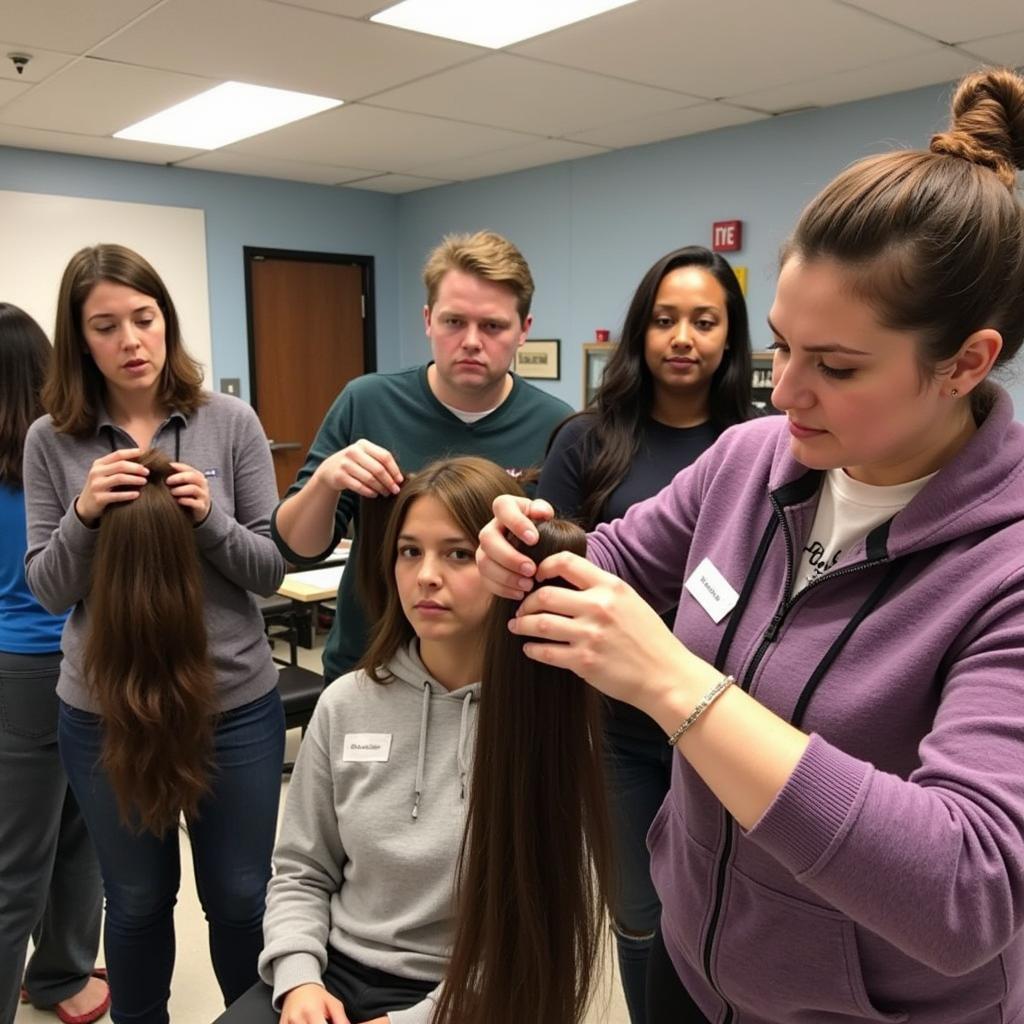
[21,968,110,1024]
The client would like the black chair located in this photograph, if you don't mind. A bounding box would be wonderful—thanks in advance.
[258,595,324,774]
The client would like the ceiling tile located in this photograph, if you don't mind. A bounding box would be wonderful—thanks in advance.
[0,123,202,163]
[0,58,218,136]
[840,1,1024,45]
[229,103,538,172]
[0,78,29,106]
[95,0,485,101]
[366,54,699,136]
[267,0,392,15]
[344,173,450,193]
[0,42,77,84]
[513,0,934,98]
[408,138,607,181]
[175,150,375,184]
[0,0,161,54]
[730,47,981,114]
[958,31,1024,69]
[567,102,764,149]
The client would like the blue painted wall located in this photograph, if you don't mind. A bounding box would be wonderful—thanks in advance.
[0,146,400,401]
[397,79,1022,412]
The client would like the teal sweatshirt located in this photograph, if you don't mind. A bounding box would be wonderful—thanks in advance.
[271,365,571,680]
[258,641,479,1022]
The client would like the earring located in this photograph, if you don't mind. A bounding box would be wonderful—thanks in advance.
[950,388,959,398]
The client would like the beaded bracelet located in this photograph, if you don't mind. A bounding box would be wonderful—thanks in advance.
[667,674,736,747]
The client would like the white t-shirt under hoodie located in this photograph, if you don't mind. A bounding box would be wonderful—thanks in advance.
[794,467,936,594]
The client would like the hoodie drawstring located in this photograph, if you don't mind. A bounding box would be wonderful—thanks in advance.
[411,679,476,820]
[412,681,431,820]
[457,690,474,801]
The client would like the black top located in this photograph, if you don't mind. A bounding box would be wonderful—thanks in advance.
[538,413,719,741]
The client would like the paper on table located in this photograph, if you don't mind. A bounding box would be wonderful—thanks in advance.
[287,565,345,590]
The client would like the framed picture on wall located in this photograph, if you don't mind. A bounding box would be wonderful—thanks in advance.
[583,343,615,406]
[515,338,560,380]
[751,351,777,413]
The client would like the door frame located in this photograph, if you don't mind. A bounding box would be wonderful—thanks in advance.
[243,246,377,414]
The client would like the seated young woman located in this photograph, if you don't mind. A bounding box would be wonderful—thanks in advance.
[218,455,611,1024]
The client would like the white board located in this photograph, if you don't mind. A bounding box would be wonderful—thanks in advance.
[0,190,212,384]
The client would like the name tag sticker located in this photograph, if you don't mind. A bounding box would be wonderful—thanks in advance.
[343,733,392,762]
[684,558,739,624]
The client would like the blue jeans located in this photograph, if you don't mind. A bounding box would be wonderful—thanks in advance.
[59,689,285,1024]
[605,714,674,1024]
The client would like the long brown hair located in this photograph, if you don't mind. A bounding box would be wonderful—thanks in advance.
[0,303,51,485]
[45,244,206,436]
[787,67,1024,412]
[434,519,615,1024]
[84,449,216,835]
[356,457,527,682]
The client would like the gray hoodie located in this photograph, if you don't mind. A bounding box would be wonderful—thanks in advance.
[259,641,479,1022]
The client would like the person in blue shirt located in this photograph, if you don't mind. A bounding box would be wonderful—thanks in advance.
[0,302,109,1024]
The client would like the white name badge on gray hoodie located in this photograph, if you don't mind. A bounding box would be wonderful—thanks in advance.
[343,733,392,762]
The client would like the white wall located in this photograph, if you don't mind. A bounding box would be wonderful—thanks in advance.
[0,189,212,380]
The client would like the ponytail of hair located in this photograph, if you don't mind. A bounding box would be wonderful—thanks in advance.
[83,449,217,835]
[434,518,614,1024]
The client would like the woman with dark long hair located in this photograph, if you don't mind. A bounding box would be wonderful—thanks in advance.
[218,456,611,1024]
[538,245,754,1021]
[22,245,286,1024]
[481,67,1024,1023]
[0,303,108,1024]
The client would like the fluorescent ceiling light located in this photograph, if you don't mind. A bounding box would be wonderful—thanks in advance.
[371,0,640,49]
[114,82,342,150]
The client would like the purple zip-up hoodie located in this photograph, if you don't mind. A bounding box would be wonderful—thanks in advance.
[588,385,1024,1024]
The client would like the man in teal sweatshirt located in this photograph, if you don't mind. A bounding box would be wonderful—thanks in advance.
[271,230,571,681]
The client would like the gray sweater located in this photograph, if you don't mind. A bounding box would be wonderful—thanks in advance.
[259,642,479,1022]
[23,391,285,713]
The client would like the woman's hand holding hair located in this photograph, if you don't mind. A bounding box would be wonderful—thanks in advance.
[507,551,708,714]
[511,551,811,831]
[475,494,556,599]
[74,447,148,526]
[279,983,351,1024]
[167,461,212,524]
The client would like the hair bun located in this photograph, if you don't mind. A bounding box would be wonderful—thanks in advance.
[930,67,1024,189]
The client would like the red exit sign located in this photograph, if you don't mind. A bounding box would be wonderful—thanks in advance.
[712,220,743,252]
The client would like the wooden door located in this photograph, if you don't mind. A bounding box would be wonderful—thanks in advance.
[247,252,373,496]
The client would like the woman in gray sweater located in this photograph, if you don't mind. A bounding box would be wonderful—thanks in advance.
[22,244,286,1024]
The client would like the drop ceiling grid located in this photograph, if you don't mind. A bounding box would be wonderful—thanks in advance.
[91,0,487,101]
[363,53,706,138]
[509,0,946,95]
[0,59,219,136]
[0,0,1018,192]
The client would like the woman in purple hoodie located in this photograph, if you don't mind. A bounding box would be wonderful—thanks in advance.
[480,67,1024,1024]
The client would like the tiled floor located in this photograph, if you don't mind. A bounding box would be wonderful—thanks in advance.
[16,634,630,1024]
